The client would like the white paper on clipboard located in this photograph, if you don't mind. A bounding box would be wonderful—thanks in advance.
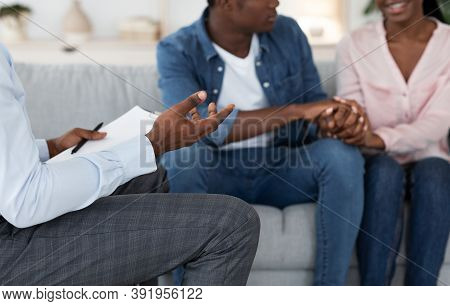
[48,106,158,163]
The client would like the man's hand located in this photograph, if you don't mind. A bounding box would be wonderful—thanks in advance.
[302,99,352,122]
[146,91,235,156]
[315,97,386,149]
[47,129,107,158]
[317,97,366,140]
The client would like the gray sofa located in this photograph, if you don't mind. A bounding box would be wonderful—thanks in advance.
[15,62,450,286]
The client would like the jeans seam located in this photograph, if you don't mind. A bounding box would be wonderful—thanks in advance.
[313,158,329,285]
[384,173,406,285]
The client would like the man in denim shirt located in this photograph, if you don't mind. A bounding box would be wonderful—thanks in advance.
[157,0,364,285]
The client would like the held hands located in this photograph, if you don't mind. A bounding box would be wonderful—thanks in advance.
[146,91,235,156]
[315,97,385,149]
[47,129,107,158]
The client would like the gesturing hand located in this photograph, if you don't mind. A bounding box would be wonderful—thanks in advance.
[146,91,235,156]
[47,128,107,158]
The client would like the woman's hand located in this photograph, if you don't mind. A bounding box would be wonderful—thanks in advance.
[146,91,235,156]
[316,97,369,142]
[316,97,386,149]
[345,129,386,150]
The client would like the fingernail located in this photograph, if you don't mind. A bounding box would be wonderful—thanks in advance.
[198,91,207,101]
[334,96,345,103]
[352,106,358,113]
[326,108,334,115]
[359,117,364,123]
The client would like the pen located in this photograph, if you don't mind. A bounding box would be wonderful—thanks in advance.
[149,110,161,116]
[71,122,104,154]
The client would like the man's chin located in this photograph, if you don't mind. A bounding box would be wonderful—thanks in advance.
[257,24,276,33]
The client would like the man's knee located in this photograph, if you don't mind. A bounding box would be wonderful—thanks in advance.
[212,195,260,242]
[313,139,365,175]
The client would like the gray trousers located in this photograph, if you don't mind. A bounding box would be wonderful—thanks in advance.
[0,167,260,286]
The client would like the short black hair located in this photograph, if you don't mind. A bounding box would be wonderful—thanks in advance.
[208,0,215,7]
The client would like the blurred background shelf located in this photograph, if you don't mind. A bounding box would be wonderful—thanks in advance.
[6,39,157,65]
[1,0,375,65]
[6,39,340,65]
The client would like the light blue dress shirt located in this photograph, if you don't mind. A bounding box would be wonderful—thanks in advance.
[0,44,157,228]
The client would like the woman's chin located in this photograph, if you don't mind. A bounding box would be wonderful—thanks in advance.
[386,14,414,24]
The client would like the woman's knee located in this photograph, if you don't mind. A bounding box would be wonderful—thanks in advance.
[412,158,450,182]
[411,158,450,198]
[365,154,405,187]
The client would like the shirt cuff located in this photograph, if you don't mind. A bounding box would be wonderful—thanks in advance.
[108,135,158,185]
[206,107,239,147]
[35,139,50,162]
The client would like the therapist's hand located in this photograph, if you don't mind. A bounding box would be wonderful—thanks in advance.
[146,91,235,157]
[47,129,107,158]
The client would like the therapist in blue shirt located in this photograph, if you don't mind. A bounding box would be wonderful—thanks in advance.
[0,43,263,286]
[158,0,365,285]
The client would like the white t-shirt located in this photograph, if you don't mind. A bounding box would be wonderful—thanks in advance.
[213,34,273,150]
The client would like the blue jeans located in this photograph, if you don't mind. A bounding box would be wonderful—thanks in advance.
[358,155,450,286]
[162,139,365,285]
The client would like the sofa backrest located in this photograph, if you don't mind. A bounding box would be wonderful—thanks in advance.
[15,64,164,139]
[15,61,337,139]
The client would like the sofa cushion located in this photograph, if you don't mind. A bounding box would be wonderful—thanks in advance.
[253,204,450,270]
[252,205,316,270]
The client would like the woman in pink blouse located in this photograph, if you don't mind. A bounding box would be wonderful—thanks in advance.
[335,0,449,285]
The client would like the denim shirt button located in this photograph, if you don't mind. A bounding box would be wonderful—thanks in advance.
[256,61,262,67]
[217,66,224,72]
[213,89,219,95]
[263,82,270,88]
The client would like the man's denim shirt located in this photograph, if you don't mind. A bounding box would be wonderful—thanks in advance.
[157,9,327,147]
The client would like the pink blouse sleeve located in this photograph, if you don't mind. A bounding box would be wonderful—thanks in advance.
[375,76,450,154]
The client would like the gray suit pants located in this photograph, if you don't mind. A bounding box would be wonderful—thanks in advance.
[0,167,260,286]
